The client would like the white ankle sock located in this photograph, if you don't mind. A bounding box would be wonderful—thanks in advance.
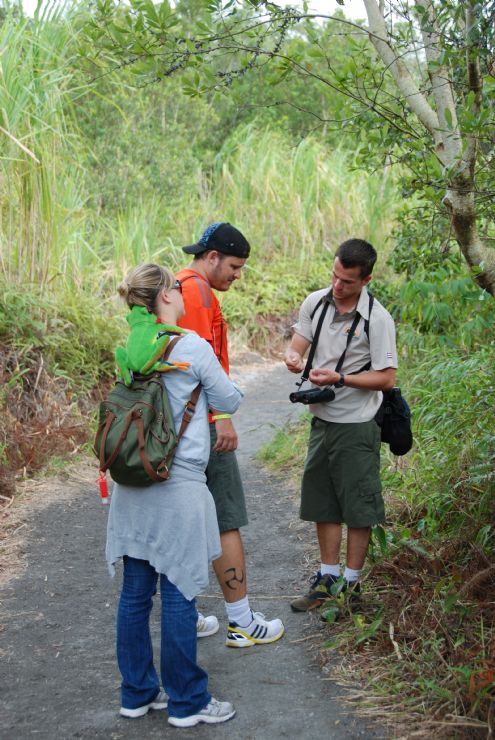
[344,567,361,583]
[320,563,341,577]
[225,596,252,627]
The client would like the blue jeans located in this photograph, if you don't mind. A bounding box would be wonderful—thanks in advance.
[117,556,211,718]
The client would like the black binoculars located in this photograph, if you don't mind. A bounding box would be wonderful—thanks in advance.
[289,386,336,405]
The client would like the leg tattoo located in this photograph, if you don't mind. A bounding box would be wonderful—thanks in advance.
[224,567,245,591]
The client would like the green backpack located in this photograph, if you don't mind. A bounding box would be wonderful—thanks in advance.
[94,336,201,486]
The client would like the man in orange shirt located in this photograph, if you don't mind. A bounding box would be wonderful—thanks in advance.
[177,223,284,648]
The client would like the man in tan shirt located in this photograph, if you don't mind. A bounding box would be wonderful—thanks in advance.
[285,238,398,611]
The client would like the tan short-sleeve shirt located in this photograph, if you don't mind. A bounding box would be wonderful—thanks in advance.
[292,287,398,423]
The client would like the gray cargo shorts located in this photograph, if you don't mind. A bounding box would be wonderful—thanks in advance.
[206,424,248,532]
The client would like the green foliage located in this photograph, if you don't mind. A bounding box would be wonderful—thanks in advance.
[75,74,215,214]
[260,335,494,731]
[0,9,88,285]
[0,283,121,390]
[80,0,495,289]
[209,124,398,268]
[258,412,310,471]
[0,2,493,730]
[393,346,494,551]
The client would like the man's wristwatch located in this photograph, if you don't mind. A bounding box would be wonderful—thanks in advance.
[335,373,345,388]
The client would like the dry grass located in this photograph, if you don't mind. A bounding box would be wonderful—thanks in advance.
[0,345,106,498]
[316,545,494,739]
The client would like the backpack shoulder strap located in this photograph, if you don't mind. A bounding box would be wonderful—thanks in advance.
[364,292,374,341]
[337,292,374,376]
[177,383,202,441]
[334,310,362,374]
[162,334,182,360]
[162,334,202,442]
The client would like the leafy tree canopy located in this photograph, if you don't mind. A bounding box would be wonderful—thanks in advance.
[81,0,495,294]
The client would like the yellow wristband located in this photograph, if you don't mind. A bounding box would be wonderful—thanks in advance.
[211,413,232,421]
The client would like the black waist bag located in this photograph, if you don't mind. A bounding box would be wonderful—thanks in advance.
[375,387,412,456]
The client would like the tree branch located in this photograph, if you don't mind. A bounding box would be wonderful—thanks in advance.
[463,0,483,179]
[363,0,442,149]
[416,0,462,166]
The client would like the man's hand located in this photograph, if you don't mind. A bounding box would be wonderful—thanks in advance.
[285,349,305,374]
[213,417,238,453]
[309,367,397,391]
[309,368,340,386]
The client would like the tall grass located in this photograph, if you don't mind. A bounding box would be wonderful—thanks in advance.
[0,6,86,286]
[86,123,399,292]
[1,20,399,296]
[0,9,400,349]
[206,124,397,265]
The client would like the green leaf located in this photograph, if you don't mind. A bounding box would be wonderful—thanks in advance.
[307,47,324,59]
[442,592,459,613]
[444,107,453,129]
[322,637,340,649]
[321,606,339,623]
[373,525,389,556]
[465,90,475,108]
[329,576,346,596]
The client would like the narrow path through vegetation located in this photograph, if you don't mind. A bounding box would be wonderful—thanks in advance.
[0,358,379,739]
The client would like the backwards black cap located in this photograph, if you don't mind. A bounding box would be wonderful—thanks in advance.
[182,222,250,258]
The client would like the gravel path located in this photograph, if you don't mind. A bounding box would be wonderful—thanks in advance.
[0,359,378,739]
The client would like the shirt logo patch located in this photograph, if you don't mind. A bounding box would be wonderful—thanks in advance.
[344,326,360,337]
[386,352,393,360]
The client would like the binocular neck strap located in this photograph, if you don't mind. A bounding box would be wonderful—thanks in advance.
[298,303,363,387]
[298,300,330,386]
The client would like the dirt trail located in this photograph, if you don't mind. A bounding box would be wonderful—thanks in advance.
[0,358,378,739]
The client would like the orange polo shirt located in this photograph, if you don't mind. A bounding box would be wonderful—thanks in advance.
[176,268,230,375]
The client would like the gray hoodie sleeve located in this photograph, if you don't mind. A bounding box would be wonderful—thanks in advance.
[169,333,243,415]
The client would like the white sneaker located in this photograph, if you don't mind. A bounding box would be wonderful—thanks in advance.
[196,611,219,638]
[120,689,168,718]
[168,697,236,727]
[226,611,285,648]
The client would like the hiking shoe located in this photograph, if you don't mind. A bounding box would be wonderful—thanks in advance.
[168,697,236,727]
[290,572,343,612]
[226,611,285,648]
[120,689,168,718]
[197,611,219,638]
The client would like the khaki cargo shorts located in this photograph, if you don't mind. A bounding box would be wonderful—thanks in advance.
[300,417,384,528]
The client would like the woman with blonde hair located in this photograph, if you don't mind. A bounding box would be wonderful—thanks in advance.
[106,263,242,727]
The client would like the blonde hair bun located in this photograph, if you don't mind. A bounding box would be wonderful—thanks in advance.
[119,263,175,311]
[117,281,130,300]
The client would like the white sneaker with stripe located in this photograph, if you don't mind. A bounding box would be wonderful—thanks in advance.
[196,612,219,638]
[226,611,285,648]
